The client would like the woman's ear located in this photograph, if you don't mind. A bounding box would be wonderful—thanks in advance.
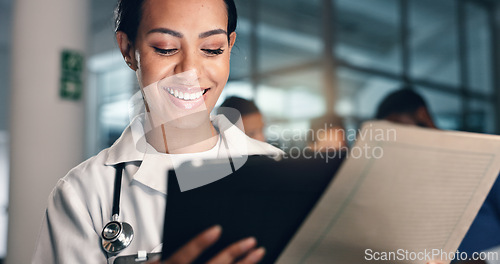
[228,32,237,51]
[227,32,237,61]
[116,31,137,71]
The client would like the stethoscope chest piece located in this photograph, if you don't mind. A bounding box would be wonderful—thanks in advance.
[101,163,134,254]
[102,219,134,254]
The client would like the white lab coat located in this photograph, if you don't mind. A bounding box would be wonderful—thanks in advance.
[32,114,283,264]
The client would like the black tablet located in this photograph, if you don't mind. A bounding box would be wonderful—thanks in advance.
[161,153,344,264]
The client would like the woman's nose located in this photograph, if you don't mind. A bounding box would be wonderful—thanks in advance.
[174,51,200,76]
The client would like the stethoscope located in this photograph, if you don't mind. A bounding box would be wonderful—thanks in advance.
[100,132,234,254]
[101,162,134,254]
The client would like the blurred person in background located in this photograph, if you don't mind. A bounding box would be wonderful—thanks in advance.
[307,114,347,152]
[375,87,499,264]
[375,87,437,129]
[218,96,266,142]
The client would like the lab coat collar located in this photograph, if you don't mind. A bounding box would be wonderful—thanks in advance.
[104,115,147,166]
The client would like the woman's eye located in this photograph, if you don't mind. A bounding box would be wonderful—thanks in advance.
[153,47,178,56]
[202,48,224,56]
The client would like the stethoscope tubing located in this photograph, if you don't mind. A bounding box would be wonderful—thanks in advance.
[102,162,133,254]
[102,132,233,254]
[112,163,125,218]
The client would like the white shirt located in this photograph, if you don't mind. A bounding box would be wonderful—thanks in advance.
[32,114,283,264]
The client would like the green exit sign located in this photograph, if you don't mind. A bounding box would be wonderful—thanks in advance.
[60,49,84,100]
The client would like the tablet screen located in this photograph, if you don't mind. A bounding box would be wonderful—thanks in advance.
[161,154,344,263]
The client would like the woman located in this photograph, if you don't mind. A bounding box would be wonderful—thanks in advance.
[32,0,282,263]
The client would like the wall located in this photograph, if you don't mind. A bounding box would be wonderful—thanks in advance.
[6,0,88,263]
[0,0,12,260]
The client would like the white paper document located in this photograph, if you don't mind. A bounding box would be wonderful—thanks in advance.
[277,121,500,264]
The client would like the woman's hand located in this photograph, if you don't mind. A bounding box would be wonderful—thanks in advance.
[148,225,265,264]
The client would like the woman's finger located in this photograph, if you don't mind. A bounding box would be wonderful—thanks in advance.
[164,225,222,264]
[206,237,257,264]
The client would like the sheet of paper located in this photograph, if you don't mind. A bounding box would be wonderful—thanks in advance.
[277,121,500,264]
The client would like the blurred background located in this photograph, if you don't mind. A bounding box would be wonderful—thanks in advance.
[82,0,500,153]
[0,0,499,263]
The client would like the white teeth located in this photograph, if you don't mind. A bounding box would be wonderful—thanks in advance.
[165,87,204,101]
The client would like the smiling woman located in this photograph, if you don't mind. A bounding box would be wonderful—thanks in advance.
[117,0,238,153]
[31,0,282,263]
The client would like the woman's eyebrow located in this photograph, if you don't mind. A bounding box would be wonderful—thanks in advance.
[147,28,183,38]
[199,29,227,39]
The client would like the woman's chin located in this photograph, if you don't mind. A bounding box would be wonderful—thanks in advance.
[166,110,211,130]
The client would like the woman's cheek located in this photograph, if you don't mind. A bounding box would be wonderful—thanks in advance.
[142,61,176,87]
[210,59,231,82]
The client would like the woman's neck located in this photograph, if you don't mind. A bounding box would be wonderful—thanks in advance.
[145,113,219,154]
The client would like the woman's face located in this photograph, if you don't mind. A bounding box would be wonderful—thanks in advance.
[119,0,236,126]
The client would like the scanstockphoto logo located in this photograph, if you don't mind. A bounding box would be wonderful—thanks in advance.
[365,248,499,262]
[268,123,397,162]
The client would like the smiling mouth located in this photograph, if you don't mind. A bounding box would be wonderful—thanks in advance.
[165,87,209,101]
